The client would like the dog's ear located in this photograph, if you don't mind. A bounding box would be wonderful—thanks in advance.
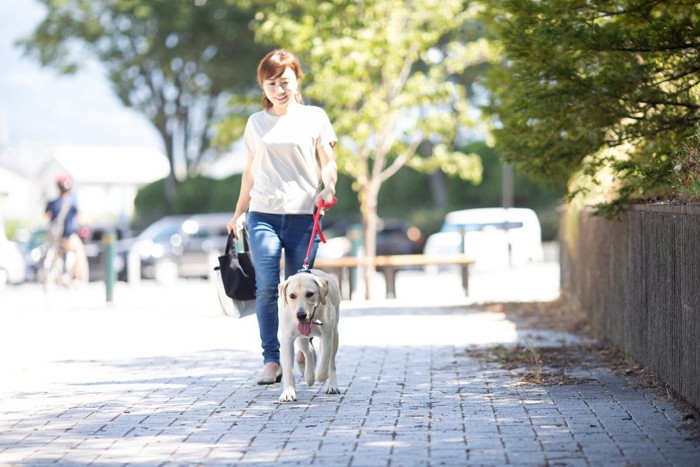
[278,279,289,308]
[314,276,329,305]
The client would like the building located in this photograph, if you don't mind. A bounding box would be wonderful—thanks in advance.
[0,145,169,230]
[0,165,32,225]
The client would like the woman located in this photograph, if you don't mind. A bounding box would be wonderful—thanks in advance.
[227,49,338,384]
[45,174,89,283]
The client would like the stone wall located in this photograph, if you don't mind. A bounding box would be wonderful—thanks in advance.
[561,204,700,409]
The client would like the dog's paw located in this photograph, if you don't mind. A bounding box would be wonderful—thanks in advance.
[324,383,340,395]
[279,389,297,402]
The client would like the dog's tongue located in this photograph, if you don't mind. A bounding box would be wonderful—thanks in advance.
[298,321,312,336]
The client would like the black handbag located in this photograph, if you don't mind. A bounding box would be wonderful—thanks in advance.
[214,230,256,301]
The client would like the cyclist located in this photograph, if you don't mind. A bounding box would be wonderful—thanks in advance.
[44,174,89,284]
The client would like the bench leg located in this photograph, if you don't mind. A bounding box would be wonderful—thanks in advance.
[346,266,354,300]
[461,264,470,296]
[382,267,397,299]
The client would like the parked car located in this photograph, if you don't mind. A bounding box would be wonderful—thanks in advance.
[134,213,231,283]
[22,226,131,283]
[0,238,26,289]
[22,228,48,282]
[424,207,544,269]
[83,225,134,282]
[318,218,425,259]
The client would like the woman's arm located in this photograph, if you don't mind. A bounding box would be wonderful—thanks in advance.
[227,152,254,236]
[316,142,337,204]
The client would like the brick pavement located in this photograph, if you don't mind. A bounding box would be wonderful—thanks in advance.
[0,278,699,466]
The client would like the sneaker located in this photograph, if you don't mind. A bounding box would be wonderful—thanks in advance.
[256,362,282,385]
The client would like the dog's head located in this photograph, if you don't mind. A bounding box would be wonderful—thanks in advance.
[278,272,329,336]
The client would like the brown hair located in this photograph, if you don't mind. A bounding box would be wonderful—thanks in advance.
[257,49,304,109]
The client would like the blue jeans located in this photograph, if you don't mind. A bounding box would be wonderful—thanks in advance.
[247,211,320,364]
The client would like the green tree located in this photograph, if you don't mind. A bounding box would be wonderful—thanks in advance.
[18,0,268,202]
[480,0,700,211]
[233,0,490,297]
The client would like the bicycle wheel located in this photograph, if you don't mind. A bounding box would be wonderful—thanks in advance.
[41,245,66,295]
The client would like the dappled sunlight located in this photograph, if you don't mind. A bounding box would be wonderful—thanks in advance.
[2,278,695,465]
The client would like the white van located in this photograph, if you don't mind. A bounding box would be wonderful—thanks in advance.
[424,207,544,270]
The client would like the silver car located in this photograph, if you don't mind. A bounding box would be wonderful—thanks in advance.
[134,213,231,283]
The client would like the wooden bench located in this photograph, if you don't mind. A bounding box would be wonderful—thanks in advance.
[313,254,475,299]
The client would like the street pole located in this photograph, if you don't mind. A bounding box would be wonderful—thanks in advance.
[103,229,115,303]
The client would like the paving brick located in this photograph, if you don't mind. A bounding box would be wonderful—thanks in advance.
[1,281,699,465]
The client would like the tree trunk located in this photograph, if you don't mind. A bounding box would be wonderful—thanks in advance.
[428,170,448,209]
[360,180,380,300]
[157,124,179,210]
[164,173,178,211]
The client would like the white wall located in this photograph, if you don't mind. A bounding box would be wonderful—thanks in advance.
[0,166,42,225]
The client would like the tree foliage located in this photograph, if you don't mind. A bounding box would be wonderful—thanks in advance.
[480,0,700,211]
[18,0,268,199]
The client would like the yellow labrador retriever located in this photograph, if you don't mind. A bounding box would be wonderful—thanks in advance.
[277,269,341,402]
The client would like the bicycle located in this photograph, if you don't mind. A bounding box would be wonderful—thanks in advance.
[38,237,89,293]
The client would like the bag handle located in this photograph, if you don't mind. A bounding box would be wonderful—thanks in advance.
[225,228,250,255]
[242,228,250,252]
[225,232,237,255]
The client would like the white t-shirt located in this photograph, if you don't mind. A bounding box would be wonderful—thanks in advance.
[244,104,337,215]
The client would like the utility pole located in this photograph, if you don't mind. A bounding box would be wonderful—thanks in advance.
[502,162,514,267]
[502,162,514,209]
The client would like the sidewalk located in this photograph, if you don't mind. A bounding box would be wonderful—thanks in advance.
[0,266,698,466]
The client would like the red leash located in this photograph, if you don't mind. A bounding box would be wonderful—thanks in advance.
[300,197,337,272]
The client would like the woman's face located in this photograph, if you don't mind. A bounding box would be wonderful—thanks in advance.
[262,66,298,113]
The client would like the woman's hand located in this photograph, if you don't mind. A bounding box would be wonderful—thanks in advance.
[316,143,337,209]
[314,187,335,205]
[226,212,246,238]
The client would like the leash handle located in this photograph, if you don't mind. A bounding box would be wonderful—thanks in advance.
[311,197,337,243]
[318,196,338,210]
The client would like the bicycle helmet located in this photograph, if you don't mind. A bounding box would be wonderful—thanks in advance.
[56,174,73,192]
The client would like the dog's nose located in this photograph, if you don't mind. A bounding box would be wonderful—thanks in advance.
[296,311,307,321]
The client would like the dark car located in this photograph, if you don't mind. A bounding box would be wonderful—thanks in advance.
[23,226,132,282]
[375,219,425,255]
[83,225,134,282]
[320,218,425,257]
[134,213,231,283]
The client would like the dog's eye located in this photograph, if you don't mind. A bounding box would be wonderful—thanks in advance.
[305,291,314,298]
[289,293,297,300]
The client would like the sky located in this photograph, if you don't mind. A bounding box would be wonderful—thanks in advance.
[0,0,163,174]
